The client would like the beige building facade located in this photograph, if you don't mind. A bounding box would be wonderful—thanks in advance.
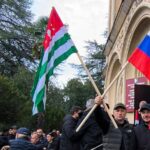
[104,0,150,123]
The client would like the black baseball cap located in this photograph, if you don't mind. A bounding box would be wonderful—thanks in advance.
[140,103,150,112]
[114,103,126,110]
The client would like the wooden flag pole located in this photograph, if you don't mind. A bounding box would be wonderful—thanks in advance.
[76,52,129,132]
[76,52,117,131]
[102,61,129,96]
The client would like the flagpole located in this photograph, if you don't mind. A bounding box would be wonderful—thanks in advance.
[76,52,102,96]
[76,52,117,131]
[76,52,129,132]
[102,61,129,96]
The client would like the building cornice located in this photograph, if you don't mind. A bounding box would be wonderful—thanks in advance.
[104,0,135,56]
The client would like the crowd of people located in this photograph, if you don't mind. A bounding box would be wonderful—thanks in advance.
[0,127,60,150]
[0,96,150,150]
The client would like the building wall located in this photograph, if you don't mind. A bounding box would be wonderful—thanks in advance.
[109,0,123,31]
[105,0,150,123]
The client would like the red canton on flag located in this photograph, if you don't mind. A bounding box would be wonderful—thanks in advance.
[43,7,63,50]
[128,32,150,80]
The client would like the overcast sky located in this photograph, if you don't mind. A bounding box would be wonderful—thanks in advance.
[31,0,109,86]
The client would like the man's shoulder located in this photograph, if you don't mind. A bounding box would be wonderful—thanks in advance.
[133,124,149,135]
[10,138,37,149]
[122,120,133,128]
[9,138,24,144]
[134,123,148,130]
[64,115,76,124]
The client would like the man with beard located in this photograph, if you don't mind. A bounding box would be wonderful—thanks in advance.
[59,106,82,150]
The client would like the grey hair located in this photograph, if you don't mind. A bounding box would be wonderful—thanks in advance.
[86,99,95,109]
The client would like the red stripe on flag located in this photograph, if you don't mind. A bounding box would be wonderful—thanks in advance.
[134,110,139,125]
[128,48,150,80]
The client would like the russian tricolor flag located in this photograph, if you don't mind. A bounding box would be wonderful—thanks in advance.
[128,32,150,80]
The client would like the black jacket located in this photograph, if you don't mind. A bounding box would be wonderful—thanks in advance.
[47,136,60,150]
[0,136,9,149]
[9,138,37,150]
[130,122,150,150]
[59,115,81,150]
[35,136,47,150]
[77,107,110,150]
[103,120,133,150]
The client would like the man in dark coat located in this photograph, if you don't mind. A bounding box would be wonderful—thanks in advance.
[31,131,46,150]
[59,106,82,150]
[36,128,47,148]
[8,125,17,140]
[9,127,37,150]
[130,103,150,150]
[0,129,9,149]
[60,96,109,150]
[102,103,133,150]
[76,98,110,150]
[46,131,60,150]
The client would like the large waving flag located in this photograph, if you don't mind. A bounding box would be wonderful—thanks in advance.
[128,32,150,80]
[31,7,77,115]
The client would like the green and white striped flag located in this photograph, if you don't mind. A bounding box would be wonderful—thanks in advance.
[31,7,77,115]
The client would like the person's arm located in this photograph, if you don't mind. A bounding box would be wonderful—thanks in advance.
[1,145,10,150]
[94,106,110,134]
[94,96,110,134]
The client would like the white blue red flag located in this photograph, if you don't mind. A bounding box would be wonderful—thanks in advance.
[128,32,150,80]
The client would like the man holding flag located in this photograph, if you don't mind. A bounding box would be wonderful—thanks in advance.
[31,6,118,132]
[31,6,150,150]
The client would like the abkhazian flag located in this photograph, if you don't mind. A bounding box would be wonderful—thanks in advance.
[128,31,150,80]
[31,7,77,115]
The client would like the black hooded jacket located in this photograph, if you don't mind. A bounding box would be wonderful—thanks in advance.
[76,106,110,150]
[59,115,81,150]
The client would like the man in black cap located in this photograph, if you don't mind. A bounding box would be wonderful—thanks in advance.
[130,103,150,150]
[103,103,133,150]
